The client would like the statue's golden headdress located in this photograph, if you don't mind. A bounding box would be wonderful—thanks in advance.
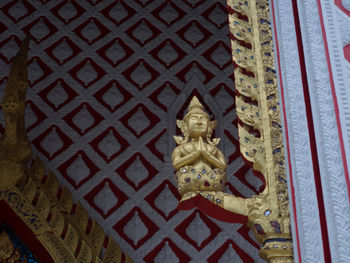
[183,96,209,121]
[174,96,220,146]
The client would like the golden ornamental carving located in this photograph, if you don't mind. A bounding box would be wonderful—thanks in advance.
[172,96,249,216]
[0,39,133,263]
[172,0,293,262]
[0,230,24,262]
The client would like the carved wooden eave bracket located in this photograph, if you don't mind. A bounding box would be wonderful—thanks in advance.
[226,0,293,261]
[172,1,294,262]
[0,39,133,263]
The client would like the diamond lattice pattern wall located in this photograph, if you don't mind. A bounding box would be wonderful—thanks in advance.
[0,0,264,262]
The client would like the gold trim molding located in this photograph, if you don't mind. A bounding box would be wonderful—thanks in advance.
[0,39,133,263]
[171,1,293,262]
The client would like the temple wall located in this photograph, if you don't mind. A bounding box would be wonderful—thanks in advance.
[273,0,350,262]
[0,0,264,262]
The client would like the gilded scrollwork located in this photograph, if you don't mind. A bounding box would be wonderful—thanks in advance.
[228,0,293,261]
[0,39,134,263]
[171,1,293,262]
[172,96,250,216]
[0,230,23,262]
[231,40,256,70]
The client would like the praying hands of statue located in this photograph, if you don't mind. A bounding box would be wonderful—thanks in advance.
[172,96,249,217]
[197,136,227,171]
[171,136,226,171]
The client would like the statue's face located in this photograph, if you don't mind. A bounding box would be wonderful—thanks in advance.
[187,113,208,138]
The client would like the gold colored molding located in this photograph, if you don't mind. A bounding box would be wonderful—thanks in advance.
[0,39,133,263]
[228,0,293,260]
[171,0,293,262]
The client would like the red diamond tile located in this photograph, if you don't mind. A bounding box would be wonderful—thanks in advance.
[210,83,236,115]
[122,59,160,90]
[234,164,263,194]
[87,0,103,5]
[175,210,221,251]
[225,182,245,198]
[51,0,86,24]
[148,82,180,112]
[134,0,154,7]
[0,22,8,34]
[73,17,111,44]
[207,240,254,263]
[63,102,104,136]
[176,89,213,121]
[224,129,240,164]
[45,37,82,65]
[38,78,78,111]
[97,38,134,67]
[25,100,47,132]
[1,0,36,23]
[146,128,167,161]
[176,20,212,48]
[28,56,53,86]
[181,0,205,8]
[32,125,73,161]
[119,103,160,138]
[202,41,232,69]
[237,224,260,250]
[202,3,228,29]
[175,61,214,84]
[145,180,181,221]
[22,16,58,44]
[85,178,128,218]
[116,153,158,191]
[125,18,161,46]
[93,80,132,112]
[68,58,107,88]
[89,126,129,163]
[144,238,191,263]
[58,150,99,189]
[151,1,186,26]
[101,0,136,25]
[149,39,187,69]
[0,35,21,63]
[113,207,159,249]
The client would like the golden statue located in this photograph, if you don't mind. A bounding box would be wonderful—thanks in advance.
[172,96,248,216]
[0,38,32,190]
[0,230,24,263]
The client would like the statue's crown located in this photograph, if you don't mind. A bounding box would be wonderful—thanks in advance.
[184,96,209,120]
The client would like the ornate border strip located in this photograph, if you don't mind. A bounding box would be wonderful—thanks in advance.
[0,39,134,263]
[270,1,326,261]
[298,0,350,261]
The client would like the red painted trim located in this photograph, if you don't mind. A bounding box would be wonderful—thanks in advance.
[334,0,350,17]
[286,1,333,262]
[177,195,248,223]
[0,200,54,262]
[317,0,350,203]
[270,1,302,262]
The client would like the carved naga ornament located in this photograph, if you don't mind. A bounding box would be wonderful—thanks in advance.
[0,40,134,263]
[171,1,294,262]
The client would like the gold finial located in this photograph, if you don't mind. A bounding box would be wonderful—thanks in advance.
[184,96,209,121]
[0,37,32,163]
[187,96,204,112]
[5,37,29,96]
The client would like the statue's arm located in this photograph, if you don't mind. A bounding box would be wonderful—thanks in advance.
[172,147,200,170]
[201,148,227,170]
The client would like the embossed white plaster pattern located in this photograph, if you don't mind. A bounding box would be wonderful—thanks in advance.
[272,1,325,262]
[333,5,350,190]
[295,0,350,262]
